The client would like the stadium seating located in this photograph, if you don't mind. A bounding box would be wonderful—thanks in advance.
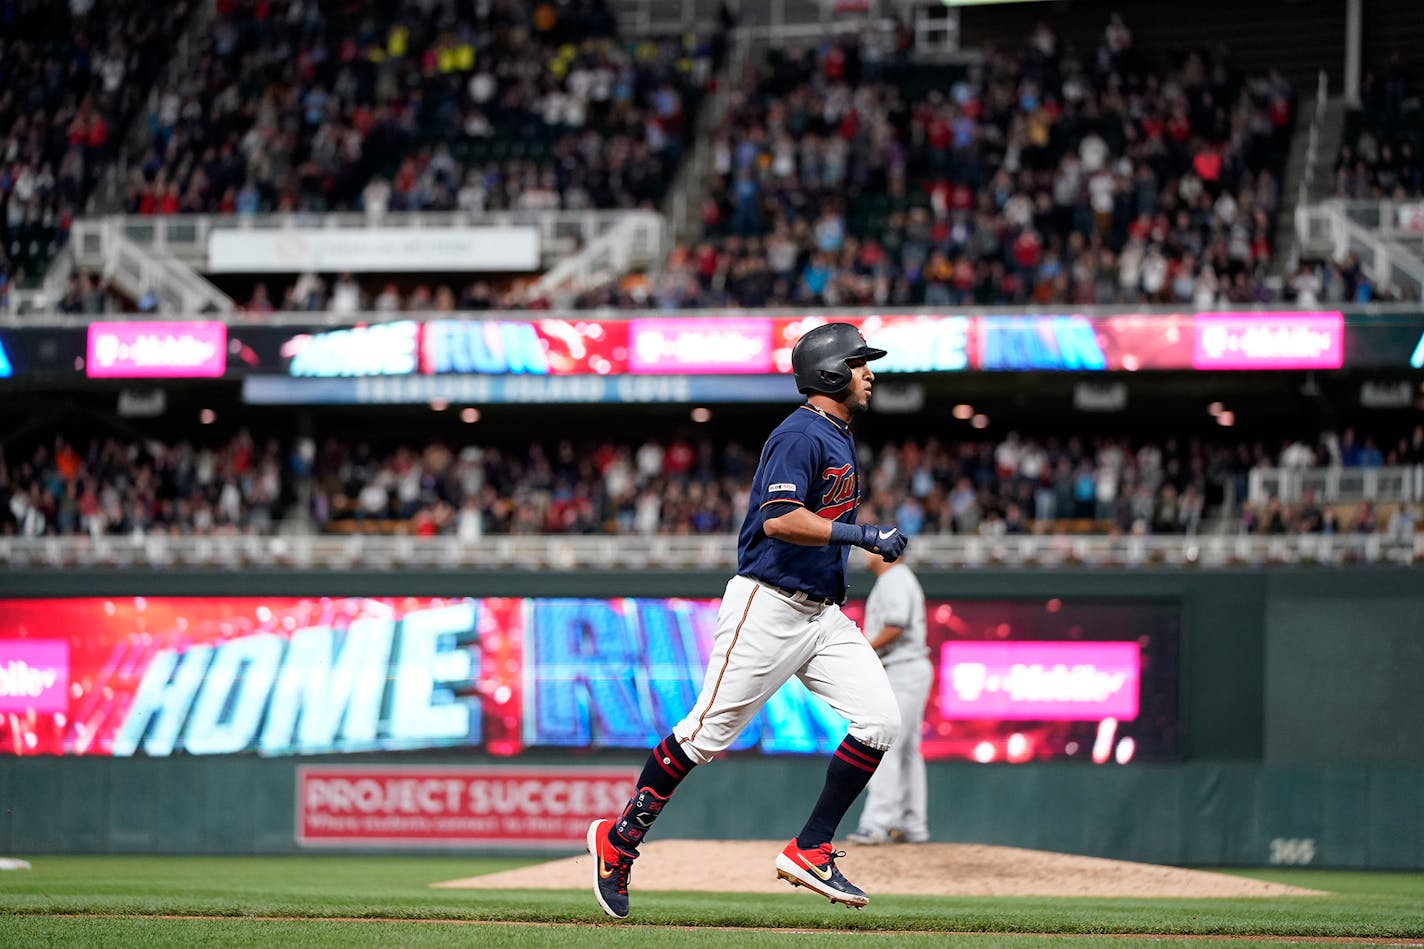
[2,5,1417,560]
[119,0,718,217]
[1335,53,1423,199]
[0,0,191,292]
[4,428,1420,541]
[581,17,1297,309]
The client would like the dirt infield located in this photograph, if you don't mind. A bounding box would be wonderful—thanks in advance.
[434,841,1324,898]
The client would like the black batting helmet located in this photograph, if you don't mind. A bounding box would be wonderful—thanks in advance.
[790,322,887,395]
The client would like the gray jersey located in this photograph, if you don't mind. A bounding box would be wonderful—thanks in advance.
[864,564,928,668]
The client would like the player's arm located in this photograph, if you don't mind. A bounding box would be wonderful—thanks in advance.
[756,433,908,561]
[867,624,905,651]
[762,505,836,544]
[755,433,828,543]
[763,506,908,561]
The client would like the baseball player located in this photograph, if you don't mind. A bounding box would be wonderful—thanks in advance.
[587,322,908,919]
[847,550,933,845]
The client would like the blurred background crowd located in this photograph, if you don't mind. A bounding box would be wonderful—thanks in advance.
[4,424,1420,540]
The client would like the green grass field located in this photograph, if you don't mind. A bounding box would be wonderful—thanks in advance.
[2,855,1422,947]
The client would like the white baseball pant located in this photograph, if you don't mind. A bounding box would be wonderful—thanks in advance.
[672,575,901,765]
[855,658,933,839]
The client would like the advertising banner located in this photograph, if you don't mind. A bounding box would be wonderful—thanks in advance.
[629,317,773,374]
[1192,312,1345,370]
[772,315,972,373]
[275,319,630,378]
[296,765,637,848]
[0,595,1179,763]
[229,310,1378,389]
[0,639,69,715]
[86,321,228,378]
[423,318,628,376]
[2,310,1419,387]
[975,313,1200,371]
[207,227,540,273]
[940,641,1140,721]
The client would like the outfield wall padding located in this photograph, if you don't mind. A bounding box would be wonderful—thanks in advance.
[2,754,1422,869]
[1,566,1421,868]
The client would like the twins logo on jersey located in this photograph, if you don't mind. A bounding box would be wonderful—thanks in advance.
[816,464,858,520]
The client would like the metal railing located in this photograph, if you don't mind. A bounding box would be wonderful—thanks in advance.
[1295,201,1424,298]
[1330,199,1424,240]
[1281,71,1333,272]
[7,299,1424,329]
[2,531,1419,571]
[105,232,235,314]
[67,210,661,274]
[612,0,884,38]
[1248,464,1423,505]
[528,211,668,304]
[1294,71,1331,211]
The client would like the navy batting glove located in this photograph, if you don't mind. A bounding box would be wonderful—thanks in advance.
[857,524,908,562]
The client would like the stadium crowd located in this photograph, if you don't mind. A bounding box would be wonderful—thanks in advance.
[1334,52,1423,199]
[119,0,719,218]
[209,9,1364,317]
[576,15,1304,310]
[3,426,1420,541]
[0,0,189,294]
[7,3,1417,313]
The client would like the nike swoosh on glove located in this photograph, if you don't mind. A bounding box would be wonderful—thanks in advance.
[857,524,908,562]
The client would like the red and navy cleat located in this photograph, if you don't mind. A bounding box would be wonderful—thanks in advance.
[586,818,636,919]
[774,839,869,908]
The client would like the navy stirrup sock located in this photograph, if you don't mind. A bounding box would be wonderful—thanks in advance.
[608,734,697,851]
[796,735,885,849]
[636,734,697,798]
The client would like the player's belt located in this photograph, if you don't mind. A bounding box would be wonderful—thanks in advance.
[760,580,835,608]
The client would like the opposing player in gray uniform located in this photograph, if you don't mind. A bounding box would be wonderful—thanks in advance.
[848,550,933,845]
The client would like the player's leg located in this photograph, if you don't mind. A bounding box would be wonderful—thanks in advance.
[669,577,823,766]
[850,660,914,843]
[587,727,696,917]
[793,613,900,847]
[590,577,818,917]
[892,659,934,843]
[776,607,899,906]
[848,694,903,843]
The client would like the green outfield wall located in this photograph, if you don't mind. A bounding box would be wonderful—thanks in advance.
[1,567,1420,868]
[1,754,1420,869]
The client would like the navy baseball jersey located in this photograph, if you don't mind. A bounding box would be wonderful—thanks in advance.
[737,403,860,602]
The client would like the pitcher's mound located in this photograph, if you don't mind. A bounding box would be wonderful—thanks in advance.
[433,841,1322,898]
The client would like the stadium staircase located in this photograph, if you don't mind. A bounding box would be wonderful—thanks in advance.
[660,15,975,246]
[68,219,235,315]
[1296,201,1424,299]
[612,0,922,249]
[1274,72,1344,274]
[87,2,218,217]
[527,211,670,304]
[659,21,753,245]
[1290,2,1424,299]
[557,1,909,296]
